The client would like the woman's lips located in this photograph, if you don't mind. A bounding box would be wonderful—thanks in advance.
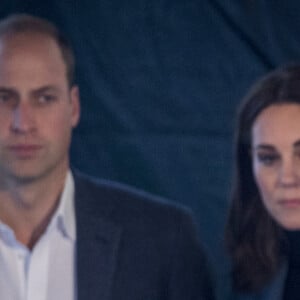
[279,198,300,207]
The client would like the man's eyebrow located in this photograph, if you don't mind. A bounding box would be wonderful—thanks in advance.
[0,86,61,95]
[293,140,300,148]
[31,85,61,94]
[0,87,18,94]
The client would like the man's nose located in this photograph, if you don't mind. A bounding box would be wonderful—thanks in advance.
[10,102,35,133]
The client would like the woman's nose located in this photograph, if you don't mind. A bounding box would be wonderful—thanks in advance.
[278,159,300,187]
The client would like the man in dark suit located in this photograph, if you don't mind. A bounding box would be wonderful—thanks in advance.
[0,14,214,299]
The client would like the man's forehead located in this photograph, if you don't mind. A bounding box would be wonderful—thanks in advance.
[0,33,67,75]
[0,31,56,51]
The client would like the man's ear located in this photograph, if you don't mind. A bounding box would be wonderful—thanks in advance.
[70,85,80,127]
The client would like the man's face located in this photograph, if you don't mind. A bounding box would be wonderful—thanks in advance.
[0,33,80,183]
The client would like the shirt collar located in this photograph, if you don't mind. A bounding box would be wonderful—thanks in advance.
[48,170,76,242]
[0,170,76,246]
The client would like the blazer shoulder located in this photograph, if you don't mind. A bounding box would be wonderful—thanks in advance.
[74,171,196,230]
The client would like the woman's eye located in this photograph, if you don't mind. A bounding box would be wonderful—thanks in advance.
[257,153,279,166]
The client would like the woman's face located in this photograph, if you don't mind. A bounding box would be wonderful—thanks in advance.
[252,103,300,230]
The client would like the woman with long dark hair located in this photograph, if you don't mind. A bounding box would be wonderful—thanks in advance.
[226,64,300,299]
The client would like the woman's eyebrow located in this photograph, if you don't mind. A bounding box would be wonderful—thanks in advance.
[253,144,275,151]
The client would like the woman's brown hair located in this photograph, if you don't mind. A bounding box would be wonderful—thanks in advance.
[225,64,300,292]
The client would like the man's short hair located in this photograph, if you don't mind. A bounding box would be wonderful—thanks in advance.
[0,14,75,87]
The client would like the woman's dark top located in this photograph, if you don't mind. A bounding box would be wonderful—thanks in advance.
[283,231,300,300]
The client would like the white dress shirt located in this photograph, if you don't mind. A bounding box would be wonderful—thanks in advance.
[0,171,77,300]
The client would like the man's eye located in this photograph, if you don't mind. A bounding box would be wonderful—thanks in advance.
[295,151,300,160]
[257,153,279,166]
[0,94,11,102]
[38,94,57,103]
[0,94,17,107]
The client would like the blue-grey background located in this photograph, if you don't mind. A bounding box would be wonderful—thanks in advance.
[1,1,299,299]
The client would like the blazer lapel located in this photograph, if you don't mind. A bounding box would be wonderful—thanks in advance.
[74,174,122,300]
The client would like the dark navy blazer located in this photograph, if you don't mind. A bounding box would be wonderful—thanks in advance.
[73,172,215,300]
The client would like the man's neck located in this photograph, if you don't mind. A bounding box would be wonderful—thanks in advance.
[0,168,68,249]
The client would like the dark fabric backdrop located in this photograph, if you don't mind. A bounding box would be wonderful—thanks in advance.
[1,1,300,299]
